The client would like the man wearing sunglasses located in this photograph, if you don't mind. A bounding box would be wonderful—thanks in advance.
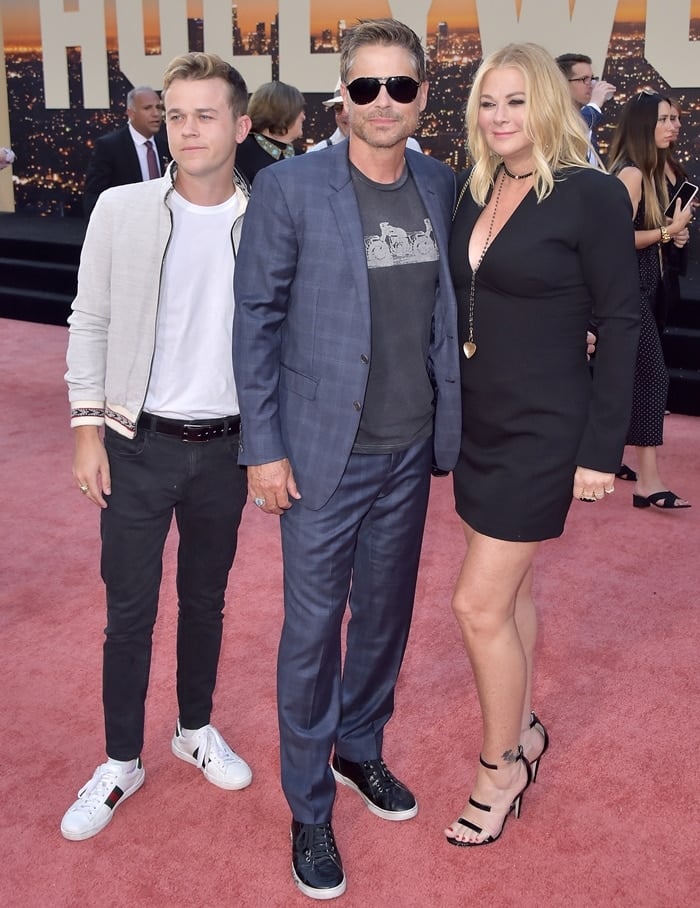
[307,78,422,153]
[556,52,616,164]
[233,18,460,901]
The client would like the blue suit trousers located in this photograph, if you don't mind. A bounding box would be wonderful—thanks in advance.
[277,436,433,823]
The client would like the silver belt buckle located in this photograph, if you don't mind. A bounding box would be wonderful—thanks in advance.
[182,423,210,442]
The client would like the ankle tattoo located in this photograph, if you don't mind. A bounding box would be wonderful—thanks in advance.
[501,748,519,764]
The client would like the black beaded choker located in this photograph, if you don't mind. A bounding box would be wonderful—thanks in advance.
[502,163,533,180]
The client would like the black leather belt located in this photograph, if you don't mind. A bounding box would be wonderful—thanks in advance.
[139,412,240,442]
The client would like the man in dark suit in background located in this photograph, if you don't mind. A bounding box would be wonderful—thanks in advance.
[233,18,460,902]
[83,86,169,217]
[556,52,616,165]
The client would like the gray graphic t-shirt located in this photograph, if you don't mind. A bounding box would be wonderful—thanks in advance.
[351,163,439,452]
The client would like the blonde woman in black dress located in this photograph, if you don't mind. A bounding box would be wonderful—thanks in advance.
[444,43,641,847]
[608,91,692,509]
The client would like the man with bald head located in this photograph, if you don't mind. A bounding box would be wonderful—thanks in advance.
[83,86,169,217]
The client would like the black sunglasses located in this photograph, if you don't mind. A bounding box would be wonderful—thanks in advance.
[346,76,420,105]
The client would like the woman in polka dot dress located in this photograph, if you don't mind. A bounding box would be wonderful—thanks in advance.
[608,90,692,509]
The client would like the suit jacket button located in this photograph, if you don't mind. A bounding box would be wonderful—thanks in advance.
[353,400,362,411]
[360,354,369,364]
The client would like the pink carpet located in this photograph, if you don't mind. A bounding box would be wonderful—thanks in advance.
[1,318,698,907]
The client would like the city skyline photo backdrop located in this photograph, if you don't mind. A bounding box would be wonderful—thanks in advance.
[2,0,700,216]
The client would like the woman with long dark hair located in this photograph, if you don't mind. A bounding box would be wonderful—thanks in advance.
[657,96,692,333]
[607,90,692,509]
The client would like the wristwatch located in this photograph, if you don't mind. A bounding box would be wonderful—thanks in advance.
[659,226,672,244]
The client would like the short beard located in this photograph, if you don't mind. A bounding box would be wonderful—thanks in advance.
[350,115,416,150]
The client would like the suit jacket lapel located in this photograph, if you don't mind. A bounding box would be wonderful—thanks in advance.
[122,127,144,182]
[155,134,170,173]
[328,150,371,337]
[406,153,450,265]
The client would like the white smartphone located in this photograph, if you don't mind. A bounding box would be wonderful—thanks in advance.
[664,180,698,218]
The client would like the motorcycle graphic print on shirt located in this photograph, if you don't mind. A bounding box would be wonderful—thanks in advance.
[364,218,438,269]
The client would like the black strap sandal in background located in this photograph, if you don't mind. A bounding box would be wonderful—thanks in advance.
[633,491,691,509]
[616,464,637,481]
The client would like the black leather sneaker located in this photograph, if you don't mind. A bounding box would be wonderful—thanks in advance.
[291,820,346,900]
[331,755,418,821]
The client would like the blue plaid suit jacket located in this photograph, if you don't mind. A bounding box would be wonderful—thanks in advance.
[233,143,461,510]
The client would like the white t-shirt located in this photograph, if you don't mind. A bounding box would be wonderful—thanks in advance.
[144,189,242,419]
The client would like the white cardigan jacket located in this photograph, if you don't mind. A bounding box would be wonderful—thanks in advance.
[65,163,248,437]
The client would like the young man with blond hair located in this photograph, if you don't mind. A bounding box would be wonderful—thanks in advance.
[62,53,253,841]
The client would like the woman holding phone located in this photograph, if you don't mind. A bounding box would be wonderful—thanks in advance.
[608,90,692,509]
[658,96,695,332]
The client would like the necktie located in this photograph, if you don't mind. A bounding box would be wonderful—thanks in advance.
[145,140,159,179]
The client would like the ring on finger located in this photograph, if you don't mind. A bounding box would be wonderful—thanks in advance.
[79,484,89,494]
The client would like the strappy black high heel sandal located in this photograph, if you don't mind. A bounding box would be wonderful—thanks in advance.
[445,747,532,848]
[528,712,549,783]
